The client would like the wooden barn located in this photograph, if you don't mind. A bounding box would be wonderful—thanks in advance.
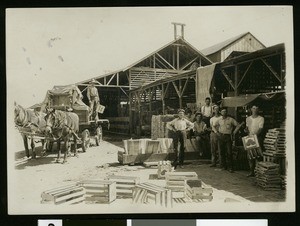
[130,43,286,136]
[201,32,266,62]
[76,23,212,135]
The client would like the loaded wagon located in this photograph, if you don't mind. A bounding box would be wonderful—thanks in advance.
[43,85,110,151]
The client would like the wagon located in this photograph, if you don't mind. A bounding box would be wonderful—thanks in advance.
[43,85,109,151]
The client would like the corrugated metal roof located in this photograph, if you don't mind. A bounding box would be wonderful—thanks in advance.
[201,32,257,56]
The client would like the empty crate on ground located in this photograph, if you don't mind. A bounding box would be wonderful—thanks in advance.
[41,183,85,205]
[77,180,117,203]
[132,182,172,207]
[185,180,213,201]
[255,162,282,191]
[165,172,198,198]
[107,175,140,198]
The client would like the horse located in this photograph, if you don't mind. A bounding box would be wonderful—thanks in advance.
[14,102,48,159]
[45,109,80,163]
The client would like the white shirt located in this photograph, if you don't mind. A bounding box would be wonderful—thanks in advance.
[201,105,212,117]
[167,118,194,131]
[246,115,264,135]
[210,115,221,133]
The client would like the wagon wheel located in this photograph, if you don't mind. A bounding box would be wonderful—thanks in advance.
[95,126,102,146]
[81,129,90,152]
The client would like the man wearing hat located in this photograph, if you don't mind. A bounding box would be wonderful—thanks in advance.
[167,109,194,168]
[87,79,100,120]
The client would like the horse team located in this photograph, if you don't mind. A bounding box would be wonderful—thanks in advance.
[14,102,86,164]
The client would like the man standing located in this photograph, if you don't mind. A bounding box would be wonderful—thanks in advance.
[201,97,213,127]
[193,112,207,157]
[245,104,264,177]
[213,108,240,173]
[209,105,221,167]
[87,79,100,120]
[167,109,194,169]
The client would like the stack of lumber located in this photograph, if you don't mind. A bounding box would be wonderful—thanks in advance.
[151,115,175,139]
[165,172,198,198]
[263,126,286,175]
[255,162,282,190]
[132,182,172,207]
[77,180,117,203]
[107,175,140,198]
[185,179,213,202]
[41,183,85,205]
[157,161,172,179]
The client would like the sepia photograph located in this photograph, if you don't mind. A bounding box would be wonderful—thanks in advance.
[6,6,294,214]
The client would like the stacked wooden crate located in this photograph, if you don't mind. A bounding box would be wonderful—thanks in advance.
[185,179,213,202]
[76,180,116,203]
[255,162,282,190]
[132,182,172,207]
[107,175,140,198]
[151,115,175,139]
[165,172,198,198]
[41,183,85,205]
[263,127,286,175]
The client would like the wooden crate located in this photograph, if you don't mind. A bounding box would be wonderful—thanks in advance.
[41,183,85,205]
[146,140,161,154]
[185,180,213,201]
[77,180,116,203]
[132,182,172,208]
[107,175,140,198]
[165,172,198,198]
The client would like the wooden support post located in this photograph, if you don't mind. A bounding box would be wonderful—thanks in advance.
[117,73,119,86]
[234,65,238,119]
[179,80,183,109]
[129,70,132,90]
[173,48,175,68]
[177,46,180,70]
[153,55,156,80]
[161,84,165,114]
[129,92,132,135]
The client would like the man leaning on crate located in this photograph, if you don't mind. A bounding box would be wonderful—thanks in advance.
[167,109,194,169]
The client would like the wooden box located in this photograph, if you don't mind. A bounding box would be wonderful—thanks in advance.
[132,182,172,207]
[107,175,140,198]
[77,180,116,203]
[185,179,213,201]
[41,183,85,205]
[165,172,198,198]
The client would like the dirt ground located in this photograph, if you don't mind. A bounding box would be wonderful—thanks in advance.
[8,133,286,214]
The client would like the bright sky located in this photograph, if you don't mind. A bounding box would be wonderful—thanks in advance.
[6,6,293,107]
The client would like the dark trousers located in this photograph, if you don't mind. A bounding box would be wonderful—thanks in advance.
[219,134,233,170]
[203,116,211,128]
[173,130,187,165]
[210,132,220,165]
